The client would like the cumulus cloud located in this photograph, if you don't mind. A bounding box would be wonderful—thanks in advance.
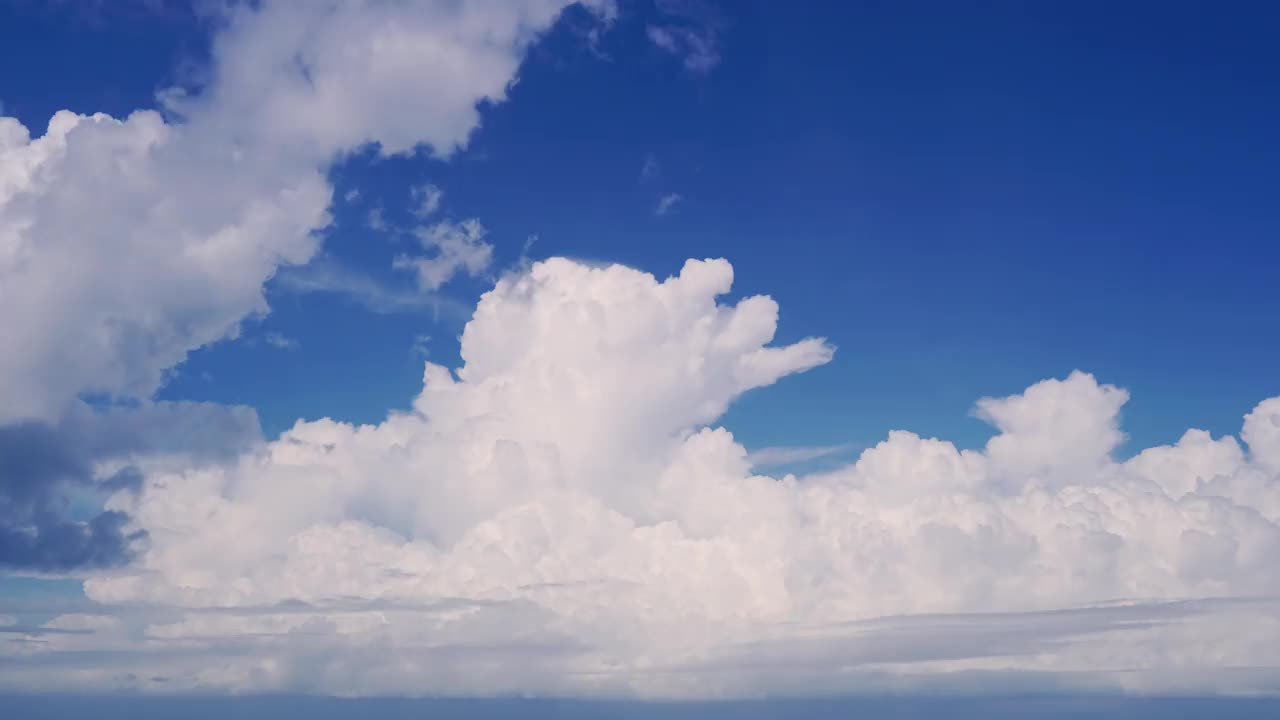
[0,0,606,425]
[6,0,1280,701]
[0,0,607,568]
[3,256,1264,696]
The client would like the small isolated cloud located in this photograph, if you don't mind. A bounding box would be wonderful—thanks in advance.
[411,334,432,358]
[411,182,444,218]
[263,332,298,351]
[647,25,719,73]
[647,0,724,74]
[640,153,660,182]
[274,258,468,318]
[367,207,388,232]
[393,218,493,290]
[656,192,683,215]
[342,188,360,203]
[746,443,854,469]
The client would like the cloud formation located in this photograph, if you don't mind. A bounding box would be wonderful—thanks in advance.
[0,0,605,569]
[656,192,683,215]
[5,0,1280,701]
[0,0,602,425]
[646,0,723,74]
[9,257,1267,696]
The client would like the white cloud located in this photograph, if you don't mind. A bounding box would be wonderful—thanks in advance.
[273,257,469,318]
[0,0,608,424]
[411,183,444,218]
[263,332,298,351]
[5,0,1280,701]
[394,217,494,290]
[656,192,682,215]
[640,153,660,181]
[646,25,719,73]
[647,0,723,74]
[30,256,1275,697]
[412,334,433,358]
[746,443,853,469]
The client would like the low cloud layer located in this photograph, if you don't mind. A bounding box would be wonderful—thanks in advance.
[3,257,1270,696]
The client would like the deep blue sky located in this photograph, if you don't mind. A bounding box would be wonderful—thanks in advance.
[4,1,1276,460]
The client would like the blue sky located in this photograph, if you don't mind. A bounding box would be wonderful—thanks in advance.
[2,0,1280,707]
[7,1,1276,453]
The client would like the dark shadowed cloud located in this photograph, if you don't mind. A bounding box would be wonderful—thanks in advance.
[0,401,261,571]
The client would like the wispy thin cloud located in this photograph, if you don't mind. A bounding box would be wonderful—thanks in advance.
[640,154,660,182]
[646,0,725,74]
[655,192,683,216]
[746,443,854,469]
[263,332,298,351]
[273,258,468,319]
[411,182,443,218]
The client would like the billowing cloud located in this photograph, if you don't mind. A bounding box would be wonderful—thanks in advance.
[5,0,1280,701]
[0,0,608,570]
[0,0,606,425]
[7,257,1266,697]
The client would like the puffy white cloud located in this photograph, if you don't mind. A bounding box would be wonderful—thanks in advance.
[44,256,1278,697]
[0,0,605,424]
[0,108,326,423]
[395,217,494,290]
[5,0,1280,700]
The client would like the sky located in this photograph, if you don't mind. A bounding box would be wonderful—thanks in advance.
[1,0,1279,713]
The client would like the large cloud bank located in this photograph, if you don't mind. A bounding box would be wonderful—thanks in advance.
[3,0,1280,700]
[9,257,1271,697]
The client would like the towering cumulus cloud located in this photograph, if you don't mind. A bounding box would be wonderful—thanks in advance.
[41,257,1275,697]
[0,0,605,569]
